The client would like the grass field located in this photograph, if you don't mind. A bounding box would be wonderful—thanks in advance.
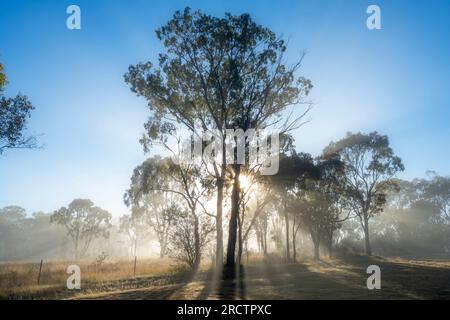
[1,255,450,300]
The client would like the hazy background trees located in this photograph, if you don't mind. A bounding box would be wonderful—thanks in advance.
[0,204,155,262]
[0,206,68,261]
[323,132,404,256]
[50,199,113,260]
[2,166,450,263]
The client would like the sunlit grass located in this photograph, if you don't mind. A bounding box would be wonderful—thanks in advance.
[2,254,450,300]
[0,257,177,299]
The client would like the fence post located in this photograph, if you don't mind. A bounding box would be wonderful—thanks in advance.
[37,259,43,285]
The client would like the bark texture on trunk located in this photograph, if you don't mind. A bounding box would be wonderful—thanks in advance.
[226,165,241,267]
[216,177,224,267]
[292,222,299,263]
[284,206,291,262]
[363,213,372,256]
[237,214,243,266]
[314,242,320,261]
[327,234,333,259]
[311,229,320,261]
[193,214,201,270]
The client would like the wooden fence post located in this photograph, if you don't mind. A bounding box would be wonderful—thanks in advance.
[37,259,43,285]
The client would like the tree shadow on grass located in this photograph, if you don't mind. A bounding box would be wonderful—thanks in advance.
[74,269,198,300]
[218,256,421,300]
[353,255,450,299]
[206,265,247,300]
[201,260,367,300]
[77,255,450,300]
[247,261,365,299]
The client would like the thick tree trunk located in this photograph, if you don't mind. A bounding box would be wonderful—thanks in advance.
[159,242,166,258]
[292,222,298,263]
[311,230,320,261]
[256,229,262,254]
[237,211,243,266]
[263,225,268,256]
[237,232,243,266]
[363,214,372,256]
[215,176,224,267]
[292,234,297,263]
[314,241,320,261]
[160,229,170,258]
[245,239,249,263]
[193,214,201,270]
[328,236,333,259]
[226,165,241,267]
[284,205,291,263]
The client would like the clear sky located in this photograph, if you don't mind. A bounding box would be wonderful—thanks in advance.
[1,0,449,217]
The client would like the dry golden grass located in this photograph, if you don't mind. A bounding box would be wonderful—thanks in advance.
[0,257,178,299]
[2,254,450,300]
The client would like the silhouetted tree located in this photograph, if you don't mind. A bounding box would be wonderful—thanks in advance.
[1,62,37,155]
[269,152,315,261]
[294,156,346,260]
[235,170,273,265]
[124,8,312,268]
[324,132,404,256]
[168,207,214,268]
[0,63,6,90]
[126,156,214,270]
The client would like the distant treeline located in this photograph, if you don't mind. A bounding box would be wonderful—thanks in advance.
[0,207,157,262]
[1,172,449,262]
[349,175,450,256]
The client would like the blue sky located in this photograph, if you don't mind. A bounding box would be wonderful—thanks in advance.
[1,0,449,217]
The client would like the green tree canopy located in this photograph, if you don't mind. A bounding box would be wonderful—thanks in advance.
[0,62,37,155]
[323,131,404,255]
